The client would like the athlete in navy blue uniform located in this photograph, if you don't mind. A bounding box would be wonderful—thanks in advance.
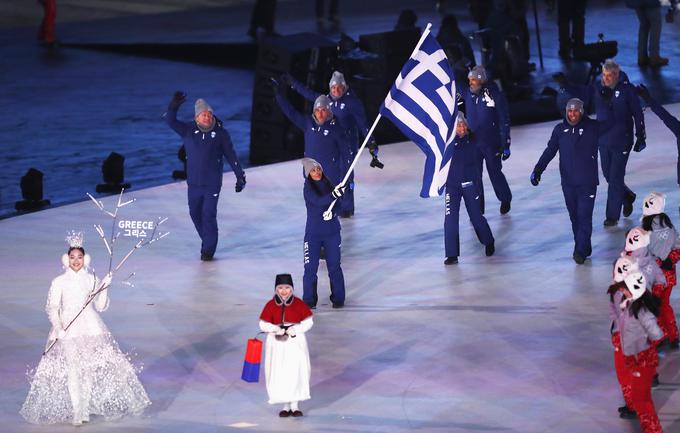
[274,88,350,188]
[282,71,382,218]
[165,92,246,261]
[458,66,512,215]
[557,59,646,226]
[636,84,680,186]
[531,98,599,264]
[444,113,495,264]
[301,158,346,309]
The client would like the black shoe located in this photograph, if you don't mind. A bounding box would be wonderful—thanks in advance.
[652,374,660,388]
[573,252,585,265]
[279,410,292,417]
[444,256,458,265]
[623,192,636,217]
[603,219,618,227]
[332,302,344,309]
[485,243,495,257]
[619,406,637,419]
[291,410,303,417]
[200,253,214,261]
[500,201,511,215]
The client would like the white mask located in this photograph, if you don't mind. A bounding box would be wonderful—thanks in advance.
[625,227,650,252]
[613,256,639,283]
[642,192,666,216]
[624,272,647,301]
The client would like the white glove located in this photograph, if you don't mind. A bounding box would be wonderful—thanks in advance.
[101,272,113,289]
[322,210,333,221]
[286,326,297,337]
[275,326,286,336]
[57,328,67,339]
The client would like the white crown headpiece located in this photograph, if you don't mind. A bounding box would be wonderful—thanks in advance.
[65,231,84,249]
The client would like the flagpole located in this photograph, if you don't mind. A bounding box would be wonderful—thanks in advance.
[323,23,434,219]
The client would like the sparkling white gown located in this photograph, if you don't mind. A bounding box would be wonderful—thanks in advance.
[20,267,151,424]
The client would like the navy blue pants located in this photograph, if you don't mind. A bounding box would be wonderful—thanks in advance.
[562,184,596,257]
[600,145,634,221]
[303,231,345,306]
[340,171,355,215]
[187,185,220,256]
[476,146,512,208]
[444,181,494,257]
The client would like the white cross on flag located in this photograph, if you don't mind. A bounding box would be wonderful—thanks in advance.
[380,27,457,198]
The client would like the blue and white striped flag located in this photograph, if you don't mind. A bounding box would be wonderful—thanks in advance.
[379,28,457,198]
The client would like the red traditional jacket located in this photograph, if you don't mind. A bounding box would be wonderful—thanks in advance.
[260,295,313,325]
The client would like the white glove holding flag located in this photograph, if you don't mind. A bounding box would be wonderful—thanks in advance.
[483,89,495,107]
[275,326,286,336]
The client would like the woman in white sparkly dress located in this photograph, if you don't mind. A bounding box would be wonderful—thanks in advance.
[20,232,151,425]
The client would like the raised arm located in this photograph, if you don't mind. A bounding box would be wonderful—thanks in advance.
[275,91,308,131]
[286,74,322,103]
[165,91,190,136]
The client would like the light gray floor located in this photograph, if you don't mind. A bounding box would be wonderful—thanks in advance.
[3,106,680,432]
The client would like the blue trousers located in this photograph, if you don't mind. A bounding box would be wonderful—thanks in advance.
[600,146,634,221]
[187,185,220,256]
[476,146,512,209]
[340,171,355,215]
[303,231,345,306]
[562,184,596,257]
[444,181,494,257]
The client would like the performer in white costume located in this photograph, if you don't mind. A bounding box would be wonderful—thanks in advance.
[20,232,150,425]
[259,274,314,417]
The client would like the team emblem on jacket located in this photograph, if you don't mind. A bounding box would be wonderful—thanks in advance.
[615,90,620,98]
[340,103,345,110]
[579,128,583,136]
[211,131,216,138]
[194,130,199,134]
[323,129,329,136]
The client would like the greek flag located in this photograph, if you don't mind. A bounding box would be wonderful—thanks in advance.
[380,28,457,198]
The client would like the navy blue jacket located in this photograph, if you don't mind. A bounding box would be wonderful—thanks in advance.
[166,107,244,188]
[445,133,481,187]
[646,96,680,184]
[290,79,369,150]
[459,82,511,151]
[304,177,341,236]
[564,77,645,150]
[276,93,350,185]
[535,117,600,187]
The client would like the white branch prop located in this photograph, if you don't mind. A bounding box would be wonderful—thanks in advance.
[43,190,168,356]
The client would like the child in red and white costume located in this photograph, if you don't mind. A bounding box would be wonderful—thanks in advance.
[608,272,664,433]
[259,274,313,417]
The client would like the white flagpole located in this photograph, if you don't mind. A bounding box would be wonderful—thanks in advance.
[323,23,434,219]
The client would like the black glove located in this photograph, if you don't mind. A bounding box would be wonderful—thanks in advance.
[370,155,385,169]
[661,257,674,271]
[332,186,345,199]
[280,73,293,87]
[501,147,511,161]
[600,86,613,101]
[168,91,186,111]
[552,72,567,86]
[634,137,646,152]
[635,84,651,103]
[530,170,541,186]
[235,175,246,193]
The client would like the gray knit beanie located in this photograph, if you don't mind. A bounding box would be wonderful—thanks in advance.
[467,65,487,82]
[194,98,213,117]
[314,95,332,111]
[329,71,347,89]
[302,158,322,178]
